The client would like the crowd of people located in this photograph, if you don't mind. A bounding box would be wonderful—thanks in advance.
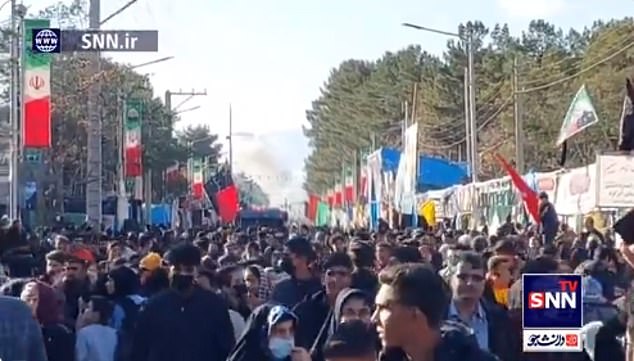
[0,204,632,361]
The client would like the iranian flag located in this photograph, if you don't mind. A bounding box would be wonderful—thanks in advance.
[334,182,343,207]
[124,100,143,177]
[191,158,204,199]
[344,166,354,204]
[23,19,52,148]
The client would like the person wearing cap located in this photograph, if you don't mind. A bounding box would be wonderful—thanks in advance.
[138,252,169,297]
[131,243,234,361]
[271,237,321,308]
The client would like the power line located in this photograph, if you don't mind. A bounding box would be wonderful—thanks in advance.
[517,40,634,94]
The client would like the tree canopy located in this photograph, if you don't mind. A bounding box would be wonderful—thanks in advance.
[303,19,634,193]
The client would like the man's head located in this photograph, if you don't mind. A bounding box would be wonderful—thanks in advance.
[539,192,548,205]
[324,320,377,361]
[486,255,513,288]
[584,216,595,231]
[45,250,66,277]
[450,251,486,302]
[323,253,353,298]
[375,242,392,269]
[284,237,316,276]
[372,263,449,350]
[164,243,202,292]
[54,235,71,253]
[63,255,87,282]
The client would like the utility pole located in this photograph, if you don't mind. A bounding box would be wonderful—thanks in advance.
[463,67,471,168]
[513,57,525,174]
[85,0,102,229]
[9,0,18,220]
[228,104,233,170]
[467,32,480,229]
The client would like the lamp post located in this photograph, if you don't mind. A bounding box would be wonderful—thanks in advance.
[402,22,479,227]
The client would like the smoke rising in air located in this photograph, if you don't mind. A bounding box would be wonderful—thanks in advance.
[232,134,304,206]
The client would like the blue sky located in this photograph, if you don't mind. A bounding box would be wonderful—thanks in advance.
[4,0,631,204]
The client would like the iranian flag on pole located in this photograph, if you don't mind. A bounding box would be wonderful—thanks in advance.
[191,158,204,199]
[124,100,143,177]
[334,182,343,207]
[344,166,354,204]
[23,19,52,148]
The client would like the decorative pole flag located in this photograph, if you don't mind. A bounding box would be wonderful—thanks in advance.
[334,182,343,208]
[191,158,204,199]
[494,153,540,224]
[556,84,599,146]
[22,19,52,148]
[124,100,143,177]
[344,165,354,204]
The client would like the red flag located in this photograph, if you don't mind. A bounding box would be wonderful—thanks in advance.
[216,185,239,222]
[307,194,319,221]
[494,153,540,223]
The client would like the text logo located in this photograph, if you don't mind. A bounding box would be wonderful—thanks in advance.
[528,279,578,309]
[523,274,582,329]
[60,30,159,52]
[522,329,583,352]
[32,28,61,53]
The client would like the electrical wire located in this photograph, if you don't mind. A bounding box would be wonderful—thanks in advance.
[517,40,634,94]
[517,30,634,87]
[419,95,513,150]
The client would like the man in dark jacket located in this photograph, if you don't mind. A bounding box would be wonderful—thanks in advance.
[271,236,321,308]
[131,243,234,361]
[446,251,515,361]
[293,252,354,358]
[373,263,498,361]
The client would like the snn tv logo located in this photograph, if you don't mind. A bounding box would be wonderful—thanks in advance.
[528,279,578,309]
[522,274,583,353]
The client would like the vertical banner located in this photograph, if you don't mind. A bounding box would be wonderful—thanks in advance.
[394,123,418,213]
[344,165,354,204]
[191,158,204,199]
[124,100,143,177]
[23,19,52,148]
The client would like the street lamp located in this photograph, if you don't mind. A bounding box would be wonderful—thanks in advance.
[402,22,480,227]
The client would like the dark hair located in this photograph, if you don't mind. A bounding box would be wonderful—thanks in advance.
[378,263,449,327]
[323,320,376,359]
[322,252,353,271]
[392,246,422,264]
[89,295,114,325]
[348,241,374,268]
[456,251,485,271]
[245,265,261,281]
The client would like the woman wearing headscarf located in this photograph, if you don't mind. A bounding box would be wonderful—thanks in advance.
[227,304,311,361]
[104,266,145,331]
[20,280,75,361]
[309,288,376,361]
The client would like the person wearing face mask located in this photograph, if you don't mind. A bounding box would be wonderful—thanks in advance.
[131,243,234,361]
[227,304,311,361]
[271,237,322,308]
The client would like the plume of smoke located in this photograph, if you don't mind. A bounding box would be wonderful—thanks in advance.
[233,136,292,206]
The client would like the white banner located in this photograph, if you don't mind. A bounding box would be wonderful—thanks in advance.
[596,154,634,208]
[394,123,418,213]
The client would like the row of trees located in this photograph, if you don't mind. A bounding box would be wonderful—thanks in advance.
[0,0,269,212]
[303,18,634,193]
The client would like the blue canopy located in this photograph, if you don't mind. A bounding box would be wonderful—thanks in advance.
[380,148,400,172]
[417,156,469,192]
